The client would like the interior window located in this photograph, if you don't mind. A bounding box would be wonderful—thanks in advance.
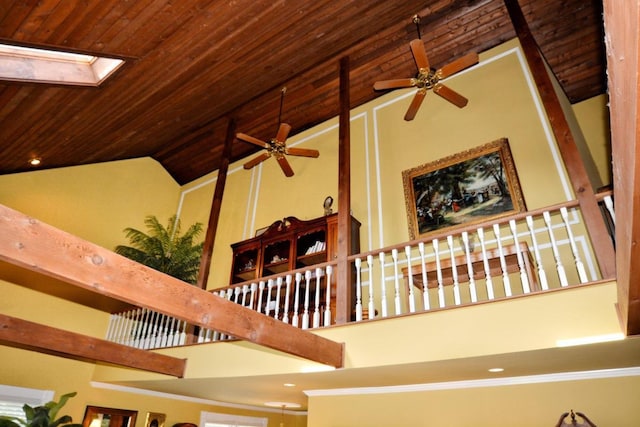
[0,385,54,420]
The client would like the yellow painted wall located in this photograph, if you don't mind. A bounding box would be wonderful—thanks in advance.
[307,375,640,427]
[0,158,293,426]
[179,38,611,289]
[0,157,180,251]
[0,37,616,427]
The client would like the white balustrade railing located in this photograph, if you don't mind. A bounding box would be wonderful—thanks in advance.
[105,197,615,349]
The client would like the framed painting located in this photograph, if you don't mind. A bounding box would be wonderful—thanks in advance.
[82,406,138,427]
[402,138,526,239]
[144,412,166,427]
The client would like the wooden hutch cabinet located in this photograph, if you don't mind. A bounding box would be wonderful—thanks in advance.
[230,213,361,285]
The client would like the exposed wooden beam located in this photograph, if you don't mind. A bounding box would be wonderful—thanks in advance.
[0,314,186,377]
[603,1,640,335]
[336,56,352,324]
[0,203,344,368]
[196,118,236,290]
[504,0,616,278]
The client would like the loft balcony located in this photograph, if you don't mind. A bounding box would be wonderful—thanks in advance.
[105,192,617,350]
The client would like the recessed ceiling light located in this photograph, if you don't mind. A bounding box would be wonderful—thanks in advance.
[488,368,504,373]
[283,383,296,387]
[29,157,41,166]
[0,43,124,86]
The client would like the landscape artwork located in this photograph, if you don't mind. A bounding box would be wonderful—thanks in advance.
[402,138,526,239]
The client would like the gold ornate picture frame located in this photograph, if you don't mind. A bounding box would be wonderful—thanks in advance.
[402,138,526,239]
[144,412,166,427]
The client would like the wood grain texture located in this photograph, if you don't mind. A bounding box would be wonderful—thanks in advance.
[0,203,344,368]
[0,0,605,184]
[0,313,187,377]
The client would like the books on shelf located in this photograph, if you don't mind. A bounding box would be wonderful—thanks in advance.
[305,240,326,255]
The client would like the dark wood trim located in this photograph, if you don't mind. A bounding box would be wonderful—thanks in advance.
[336,56,352,324]
[504,0,616,279]
[603,1,640,335]
[196,118,236,290]
[0,203,344,368]
[0,314,186,377]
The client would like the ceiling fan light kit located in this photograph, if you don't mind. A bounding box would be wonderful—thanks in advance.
[373,15,479,120]
[237,89,319,177]
[238,14,479,175]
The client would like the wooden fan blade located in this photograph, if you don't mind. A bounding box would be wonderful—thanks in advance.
[237,133,269,149]
[276,155,294,177]
[243,152,271,170]
[374,78,415,91]
[410,39,430,70]
[433,83,468,108]
[286,147,319,158]
[404,89,427,121]
[275,123,292,143]
[437,52,479,79]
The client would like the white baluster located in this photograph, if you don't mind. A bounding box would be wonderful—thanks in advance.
[526,215,549,290]
[461,232,477,303]
[324,265,333,326]
[391,249,402,315]
[293,273,301,327]
[477,227,495,299]
[447,235,461,305]
[167,316,177,346]
[121,310,133,346]
[158,314,168,348]
[313,268,322,328]
[302,270,312,329]
[603,195,615,225]
[257,281,266,314]
[241,284,249,307]
[234,286,241,305]
[543,211,569,287]
[106,313,117,341]
[275,277,283,320]
[560,207,588,283]
[493,223,512,297]
[418,242,430,310]
[405,246,416,312]
[283,275,292,324]
[178,319,187,345]
[127,309,138,347]
[265,279,275,317]
[355,258,363,321]
[379,252,388,317]
[433,239,445,308]
[145,311,157,349]
[249,282,258,310]
[216,290,226,341]
[509,219,531,293]
[367,255,376,319]
[140,309,151,347]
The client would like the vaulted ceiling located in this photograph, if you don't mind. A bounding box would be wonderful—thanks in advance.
[0,0,605,185]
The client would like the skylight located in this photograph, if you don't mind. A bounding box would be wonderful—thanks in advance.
[0,43,124,86]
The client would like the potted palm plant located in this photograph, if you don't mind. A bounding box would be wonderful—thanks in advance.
[0,392,81,427]
[115,215,204,285]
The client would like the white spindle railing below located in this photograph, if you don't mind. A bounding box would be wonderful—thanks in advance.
[105,199,613,349]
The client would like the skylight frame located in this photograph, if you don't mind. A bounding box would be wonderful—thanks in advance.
[0,42,126,87]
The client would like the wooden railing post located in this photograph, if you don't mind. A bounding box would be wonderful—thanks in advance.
[504,0,616,278]
[336,55,353,324]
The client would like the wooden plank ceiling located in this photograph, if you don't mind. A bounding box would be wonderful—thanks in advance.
[0,0,605,185]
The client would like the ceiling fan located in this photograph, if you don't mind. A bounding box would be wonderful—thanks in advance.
[236,88,319,177]
[373,15,479,121]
